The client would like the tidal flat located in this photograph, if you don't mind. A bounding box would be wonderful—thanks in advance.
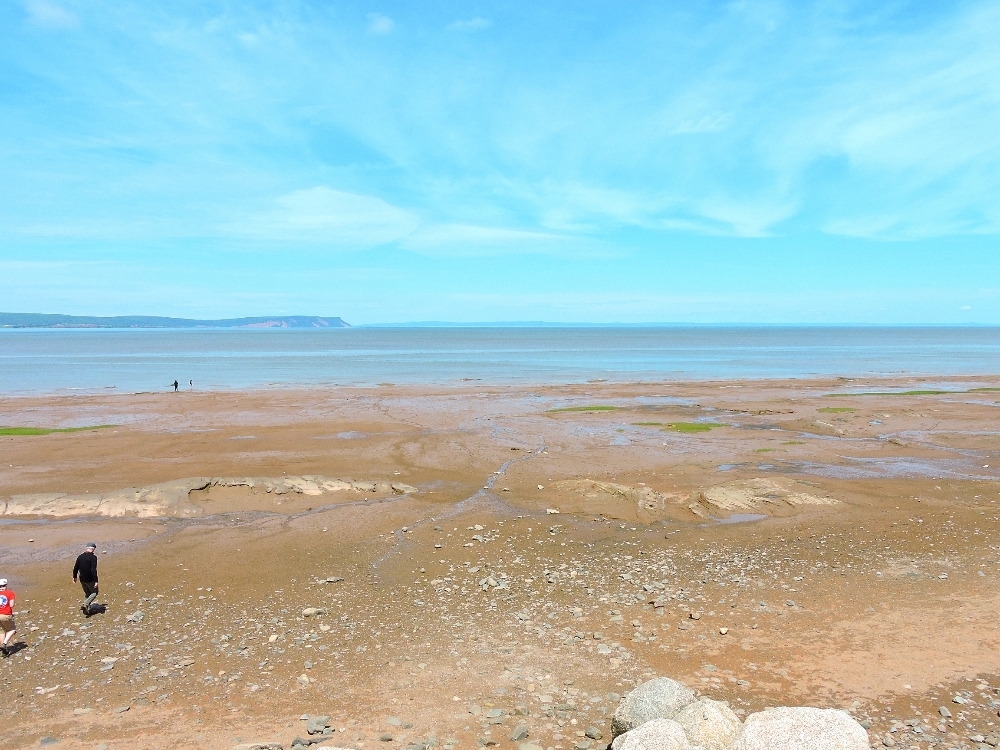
[1,376,999,749]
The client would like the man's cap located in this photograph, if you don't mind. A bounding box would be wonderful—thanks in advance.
[85,542,97,549]
[0,579,7,587]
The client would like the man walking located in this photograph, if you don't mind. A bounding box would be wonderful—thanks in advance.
[0,579,16,656]
[72,542,100,616]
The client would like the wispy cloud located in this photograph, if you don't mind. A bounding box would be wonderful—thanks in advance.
[23,0,77,28]
[448,18,491,32]
[230,187,420,246]
[227,188,605,256]
[400,222,607,257]
[367,13,394,35]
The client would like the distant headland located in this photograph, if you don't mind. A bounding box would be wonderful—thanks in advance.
[0,313,349,329]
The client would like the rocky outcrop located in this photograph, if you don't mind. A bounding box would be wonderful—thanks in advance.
[2,475,419,518]
[688,477,839,519]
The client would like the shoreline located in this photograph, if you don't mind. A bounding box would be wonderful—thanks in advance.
[3,371,1000,401]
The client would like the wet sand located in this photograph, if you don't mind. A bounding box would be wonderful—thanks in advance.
[2,377,1000,749]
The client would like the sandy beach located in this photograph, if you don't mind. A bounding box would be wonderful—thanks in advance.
[2,376,1000,749]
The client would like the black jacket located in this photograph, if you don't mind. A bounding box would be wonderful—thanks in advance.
[73,551,99,583]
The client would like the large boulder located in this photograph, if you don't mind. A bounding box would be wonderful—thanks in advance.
[611,718,693,750]
[612,677,697,738]
[673,698,742,750]
[732,707,869,750]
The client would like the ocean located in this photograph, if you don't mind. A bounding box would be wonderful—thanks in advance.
[1,326,999,394]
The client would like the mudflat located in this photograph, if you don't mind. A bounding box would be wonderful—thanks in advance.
[2,377,999,750]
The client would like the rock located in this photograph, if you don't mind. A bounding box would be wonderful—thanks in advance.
[882,735,895,747]
[585,726,603,740]
[233,745,284,750]
[126,610,144,623]
[302,607,326,617]
[611,677,696,738]
[673,698,742,750]
[72,707,92,715]
[510,724,529,741]
[307,716,331,735]
[379,734,393,742]
[611,718,692,750]
[939,706,952,718]
[732,707,869,750]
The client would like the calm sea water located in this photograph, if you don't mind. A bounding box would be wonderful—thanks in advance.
[1,327,999,394]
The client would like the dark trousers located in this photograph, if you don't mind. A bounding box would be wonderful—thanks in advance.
[80,581,98,610]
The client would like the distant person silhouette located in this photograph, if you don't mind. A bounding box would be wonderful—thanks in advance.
[172,380,179,392]
[189,379,193,390]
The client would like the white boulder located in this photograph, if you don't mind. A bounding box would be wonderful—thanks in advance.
[611,718,693,750]
[732,706,869,750]
[612,677,697,738]
[673,698,742,750]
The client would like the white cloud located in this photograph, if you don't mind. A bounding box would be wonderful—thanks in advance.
[670,113,732,135]
[24,0,77,28]
[401,221,616,258]
[528,181,794,238]
[754,4,1000,240]
[692,195,799,238]
[367,13,394,35]
[448,18,492,32]
[401,223,565,255]
[233,187,420,246]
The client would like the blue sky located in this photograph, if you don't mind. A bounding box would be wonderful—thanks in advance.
[2,0,999,324]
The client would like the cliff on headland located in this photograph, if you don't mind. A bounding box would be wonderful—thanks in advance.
[0,313,349,328]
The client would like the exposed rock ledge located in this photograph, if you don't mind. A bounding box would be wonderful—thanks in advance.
[2,476,419,519]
